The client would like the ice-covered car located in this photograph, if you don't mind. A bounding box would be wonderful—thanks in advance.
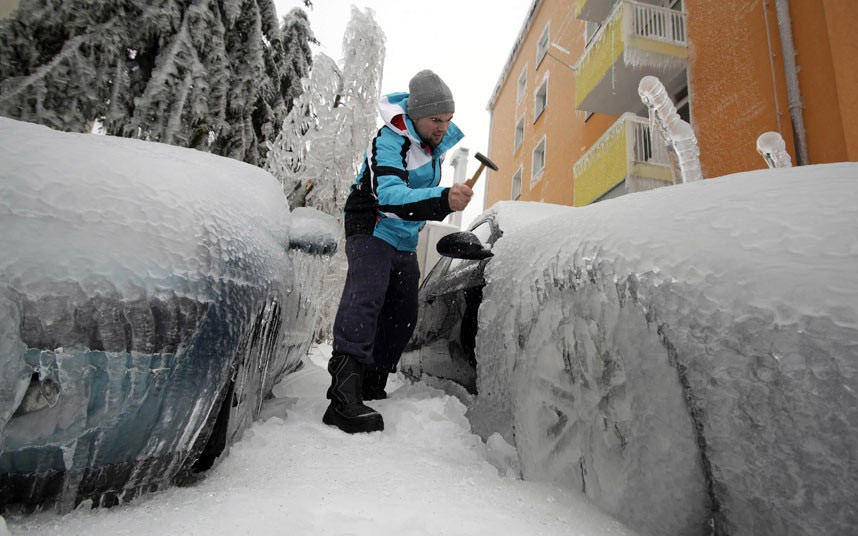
[0,118,338,512]
[408,165,858,536]
[401,202,569,392]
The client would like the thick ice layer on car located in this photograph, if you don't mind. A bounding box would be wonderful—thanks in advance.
[0,117,291,300]
[474,163,858,536]
[0,118,326,511]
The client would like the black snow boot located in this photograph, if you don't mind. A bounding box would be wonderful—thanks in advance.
[362,369,389,401]
[323,354,384,434]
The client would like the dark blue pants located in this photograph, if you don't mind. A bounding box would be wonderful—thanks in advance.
[332,234,420,372]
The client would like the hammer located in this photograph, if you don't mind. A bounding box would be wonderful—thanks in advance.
[464,152,499,188]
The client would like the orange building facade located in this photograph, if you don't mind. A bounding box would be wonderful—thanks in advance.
[484,0,858,208]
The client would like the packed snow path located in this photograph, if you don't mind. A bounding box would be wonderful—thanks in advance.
[5,346,636,536]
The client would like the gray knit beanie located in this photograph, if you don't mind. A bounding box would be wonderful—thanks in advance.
[408,70,455,120]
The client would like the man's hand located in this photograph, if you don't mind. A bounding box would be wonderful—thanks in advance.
[448,183,473,212]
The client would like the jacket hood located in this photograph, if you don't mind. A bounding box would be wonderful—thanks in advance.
[378,92,464,154]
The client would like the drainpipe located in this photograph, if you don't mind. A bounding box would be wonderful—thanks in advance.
[774,0,809,165]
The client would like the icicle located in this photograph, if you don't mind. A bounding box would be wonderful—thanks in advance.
[756,131,793,169]
[637,75,702,184]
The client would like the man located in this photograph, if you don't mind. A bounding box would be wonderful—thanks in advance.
[323,70,472,434]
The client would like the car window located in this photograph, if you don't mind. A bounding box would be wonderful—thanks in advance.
[449,221,493,273]
[422,255,452,287]
[472,221,493,245]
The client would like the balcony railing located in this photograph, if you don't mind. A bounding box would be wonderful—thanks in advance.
[629,2,686,45]
[573,113,673,206]
[575,0,688,115]
[630,117,671,165]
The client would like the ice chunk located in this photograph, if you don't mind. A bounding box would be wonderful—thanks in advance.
[484,432,520,478]
[289,207,341,255]
[638,75,702,184]
[756,131,793,168]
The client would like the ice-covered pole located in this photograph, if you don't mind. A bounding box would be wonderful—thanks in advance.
[638,76,703,184]
[756,131,793,169]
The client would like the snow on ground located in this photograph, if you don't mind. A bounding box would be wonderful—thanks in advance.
[4,345,637,536]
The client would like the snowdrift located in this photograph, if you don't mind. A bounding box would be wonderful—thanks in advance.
[473,164,858,536]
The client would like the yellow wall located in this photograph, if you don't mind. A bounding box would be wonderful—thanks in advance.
[573,122,627,206]
[575,8,625,109]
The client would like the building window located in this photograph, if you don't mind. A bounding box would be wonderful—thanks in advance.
[514,116,525,152]
[532,136,546,181]
[534,77,548,121]
[511,167,522,199]
[517,67,528,104]
[536,24,550,66]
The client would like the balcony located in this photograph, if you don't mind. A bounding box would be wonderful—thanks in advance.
[573,113,674,206]
[575,0,688,116]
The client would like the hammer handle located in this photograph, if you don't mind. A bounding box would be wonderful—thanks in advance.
[465,163,486,189]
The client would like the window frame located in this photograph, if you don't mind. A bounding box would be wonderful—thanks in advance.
[514,115,525,153]
[536,23,550,67]
[531,136,547,182]
[511,166,523,200]
[534,75,548,122]
[516,66,528,104]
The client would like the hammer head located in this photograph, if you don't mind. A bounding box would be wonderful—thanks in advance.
[475,152,499,171]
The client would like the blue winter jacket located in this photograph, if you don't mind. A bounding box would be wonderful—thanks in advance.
[343,92,465,251]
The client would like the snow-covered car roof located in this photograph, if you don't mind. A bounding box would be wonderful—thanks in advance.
[481,200,573,237]
[486,163,858,326]
[0,117,292,301]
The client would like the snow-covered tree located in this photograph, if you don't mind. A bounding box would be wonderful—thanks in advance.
[0,0,137,133]
[266,6,385,340]
[268,54,342,211]
[0,0,314,166]
[278,7,314,114]
[268,6,383,215]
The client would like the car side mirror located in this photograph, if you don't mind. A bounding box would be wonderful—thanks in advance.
[288,207,340,256]
[436,232,493,260]
[289,235,337,255]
